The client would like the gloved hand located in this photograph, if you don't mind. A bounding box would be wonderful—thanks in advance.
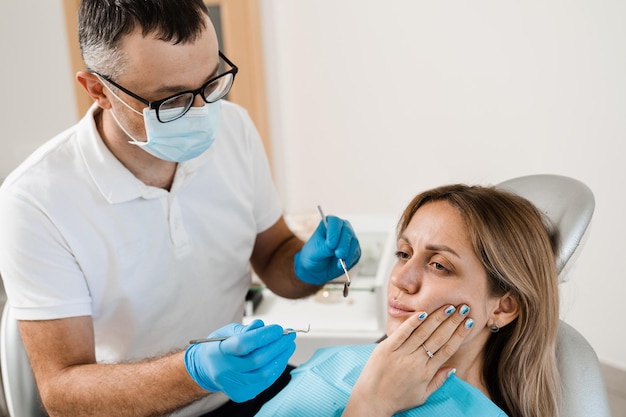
[294,215,361,285]
[184,319,296,402]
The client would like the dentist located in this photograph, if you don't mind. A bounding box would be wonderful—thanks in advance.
[0,1,360,416]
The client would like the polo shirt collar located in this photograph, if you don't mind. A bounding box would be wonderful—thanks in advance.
[78,104,168,204]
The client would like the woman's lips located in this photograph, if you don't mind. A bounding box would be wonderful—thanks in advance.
[388,299,415,318]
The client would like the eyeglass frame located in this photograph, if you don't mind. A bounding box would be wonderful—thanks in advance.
[90,51,238,123]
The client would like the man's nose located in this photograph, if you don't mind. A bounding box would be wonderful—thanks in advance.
[191,93,206,107]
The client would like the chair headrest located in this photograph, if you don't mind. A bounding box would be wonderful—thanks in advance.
[496,174,595,281]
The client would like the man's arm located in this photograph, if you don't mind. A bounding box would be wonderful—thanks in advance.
[250,216,322,299]
[19,316,208,417]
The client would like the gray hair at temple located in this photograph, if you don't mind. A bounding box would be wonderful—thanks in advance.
[78,0,210,78]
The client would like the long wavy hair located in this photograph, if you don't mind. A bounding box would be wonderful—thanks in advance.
[397,184,561,417]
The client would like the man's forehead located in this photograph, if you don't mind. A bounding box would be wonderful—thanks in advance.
[116,23,219,90]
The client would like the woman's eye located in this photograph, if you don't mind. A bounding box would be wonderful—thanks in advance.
[430,261,449,272]
[432,262,446,271]
[394,251,410,260]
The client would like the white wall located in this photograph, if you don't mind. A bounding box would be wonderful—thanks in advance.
[0,0,77,179]
[260,1,626,370]
[1,1,624,370]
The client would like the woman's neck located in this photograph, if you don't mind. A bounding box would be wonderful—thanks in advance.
[444,336,491,398]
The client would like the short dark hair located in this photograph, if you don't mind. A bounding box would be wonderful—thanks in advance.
[78,0,210,76]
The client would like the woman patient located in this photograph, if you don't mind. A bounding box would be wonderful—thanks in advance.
[257,184,561,417]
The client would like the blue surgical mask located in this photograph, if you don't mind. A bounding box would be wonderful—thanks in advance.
[135,101,222,162]
[104,80,222,162]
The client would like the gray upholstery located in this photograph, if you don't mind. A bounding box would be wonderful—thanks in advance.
[0,282,8,417]
[0,174,611,417]
[497,174,611,417]
[0,304,44,416]
[497,174,595,282]
[557,321,612,417]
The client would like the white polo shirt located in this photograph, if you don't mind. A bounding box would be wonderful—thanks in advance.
[0,100,282,364]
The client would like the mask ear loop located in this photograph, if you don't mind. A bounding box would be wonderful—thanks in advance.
[95,75,149,146]
[108,107,149,146]
[95,74,145,116]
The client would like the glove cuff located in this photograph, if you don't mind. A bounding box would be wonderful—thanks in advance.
[184,344,220,393]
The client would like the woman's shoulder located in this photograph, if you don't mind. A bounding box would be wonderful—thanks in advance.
[395,375,508,417]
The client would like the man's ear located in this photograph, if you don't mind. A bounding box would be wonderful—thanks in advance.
[76,71,112,109]
[490,292,519,328]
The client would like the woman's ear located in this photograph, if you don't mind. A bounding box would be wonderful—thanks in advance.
[490,292,519,328]
[76,71,113,109]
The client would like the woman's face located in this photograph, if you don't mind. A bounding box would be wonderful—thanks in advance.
[386,200,501,340]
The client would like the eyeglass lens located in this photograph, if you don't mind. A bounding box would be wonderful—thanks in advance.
[158,73,235,122]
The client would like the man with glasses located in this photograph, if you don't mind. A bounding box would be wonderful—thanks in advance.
[0,1,360,416]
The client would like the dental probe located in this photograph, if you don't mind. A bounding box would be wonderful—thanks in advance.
[189,324,311,344]
[316,205,351,297]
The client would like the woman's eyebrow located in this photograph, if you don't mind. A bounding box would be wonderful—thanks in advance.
[398,235,461,258]
[425,244,460,258]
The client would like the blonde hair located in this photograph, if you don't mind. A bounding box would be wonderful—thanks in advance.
[398,184,561,417]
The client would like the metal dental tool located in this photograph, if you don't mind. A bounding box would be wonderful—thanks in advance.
[317,205,351,297]
[189,324,311,344]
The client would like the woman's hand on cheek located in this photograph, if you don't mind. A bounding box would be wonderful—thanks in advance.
[343,304,474,417]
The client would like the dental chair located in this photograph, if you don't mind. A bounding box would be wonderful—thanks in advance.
[0,300,43,416]
[0,174,612,417]
[496,174,611,417]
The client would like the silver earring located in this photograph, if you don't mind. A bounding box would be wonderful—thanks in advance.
[489,323,500,333]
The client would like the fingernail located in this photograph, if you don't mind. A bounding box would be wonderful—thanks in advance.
[459,304,470,316]
[465,318,475,329]
[417,311,428,321]
[445,305,456,315]
[447,368,457,378]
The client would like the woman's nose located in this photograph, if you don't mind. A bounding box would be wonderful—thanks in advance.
[390,262,421,294]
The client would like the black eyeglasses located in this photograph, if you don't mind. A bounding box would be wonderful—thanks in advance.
[92,51,238,123]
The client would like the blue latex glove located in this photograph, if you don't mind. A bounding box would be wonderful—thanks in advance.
[294,215,361,285]
[184,319,296,403]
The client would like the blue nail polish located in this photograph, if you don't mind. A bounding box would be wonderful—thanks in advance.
[445,305,456,315]
[418,312,428,320]
[459,304,470,316]
[465,318,474,329]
